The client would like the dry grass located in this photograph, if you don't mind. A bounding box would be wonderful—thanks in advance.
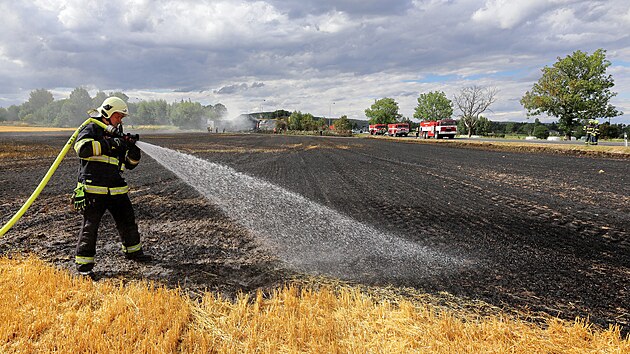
[0,125,75,133]
[0,256,627,353]
[0,143,60,159]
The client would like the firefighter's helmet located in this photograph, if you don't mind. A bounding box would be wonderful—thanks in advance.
[97,97,128,118]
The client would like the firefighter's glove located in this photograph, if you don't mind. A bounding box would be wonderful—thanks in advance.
[123,133,139,145]
[127,143,141,162]
[110,137,128,153]
[72,183,87,211]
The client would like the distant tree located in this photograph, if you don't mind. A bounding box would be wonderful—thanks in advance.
[453,86,498,137]
[288,111,316,131]
[56,87,93,127]
[521,49,622,139]
[27,89,54,112]
[39,100,64,126]
[212,103,228,119]
[365,97,401,124]
[171,100,205,129]
[413,91,453,121]
[333,115,352,132]
[92,91,108,107]
[7,105,20,121]
[0,107,7,121]
[504,122,517,134]
[18,89,54,125]
[134,101,158,125]
[532,124,550,139]
[476,116,492,135]
[598,122,624,139]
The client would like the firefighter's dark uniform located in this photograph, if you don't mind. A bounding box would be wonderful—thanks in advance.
[591,123,600,145]
[74,122,142,272]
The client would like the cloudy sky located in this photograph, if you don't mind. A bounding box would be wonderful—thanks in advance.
[1,0,629,123]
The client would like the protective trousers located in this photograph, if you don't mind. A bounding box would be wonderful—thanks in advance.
[75,193,140,272]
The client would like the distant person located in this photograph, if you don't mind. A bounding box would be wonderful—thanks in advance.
[584,119,594,144]
[590,120,600,145]
[72,97,151,278]
[415,127,420,138]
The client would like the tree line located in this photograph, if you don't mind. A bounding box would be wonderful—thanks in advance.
[0,88,228,130]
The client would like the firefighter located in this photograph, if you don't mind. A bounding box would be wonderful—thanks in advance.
[584,119,594,144]
[72,97,151,278]
[590,119,600,145]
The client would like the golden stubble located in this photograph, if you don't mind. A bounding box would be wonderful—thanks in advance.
[0,255,627,353]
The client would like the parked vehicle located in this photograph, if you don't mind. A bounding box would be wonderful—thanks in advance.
[388,123,409,137]
[369,124,388,135]
[419,119,457,139]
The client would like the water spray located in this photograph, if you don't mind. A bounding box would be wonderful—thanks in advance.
[137,141,471,281]
[0,118,134,237]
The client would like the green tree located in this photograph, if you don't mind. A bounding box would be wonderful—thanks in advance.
[7,105,20,121]
[476,116,491,135]
[27,89,54,112]
[171,100,205,129]
[365,97,401,124]
[55,88,93,127]
[532,124,550,139]
[333,115,352,132]
[598,122,623,139]
[288,111,315,131]
[132,100,170,125]
[413,91,453,121]
[521,49,622,139]
[0,107,7,121]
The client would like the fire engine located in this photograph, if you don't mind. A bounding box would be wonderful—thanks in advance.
[388,123,409,137]
[369,124,388,135]
[419,119,458,139]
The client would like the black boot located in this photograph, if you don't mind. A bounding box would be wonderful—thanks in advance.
[76,264,96,279]
[124,250,153,262]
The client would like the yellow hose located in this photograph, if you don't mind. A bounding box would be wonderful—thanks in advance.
[0,118,107,237]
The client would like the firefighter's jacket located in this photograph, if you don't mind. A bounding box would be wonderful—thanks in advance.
[74,122,140,195]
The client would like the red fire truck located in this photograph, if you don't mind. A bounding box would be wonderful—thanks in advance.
[388,123,410,137]
[369,124,388,135]
[419,119,458,139]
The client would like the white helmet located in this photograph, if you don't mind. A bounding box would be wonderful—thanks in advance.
[97,97,128,118]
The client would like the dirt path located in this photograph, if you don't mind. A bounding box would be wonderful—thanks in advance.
[1,133,628,332]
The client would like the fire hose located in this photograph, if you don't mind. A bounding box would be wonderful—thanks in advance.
[0,118,136,237]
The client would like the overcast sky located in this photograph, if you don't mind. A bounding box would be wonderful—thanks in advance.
[1,0,629,123]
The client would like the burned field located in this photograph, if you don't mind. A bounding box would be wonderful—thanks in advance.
[1,132,628,333]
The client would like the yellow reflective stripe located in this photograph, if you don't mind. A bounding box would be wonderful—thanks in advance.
[122,243,142,253]
[75,256,95,264]
[74,138,94,154]
[84,185,109,194]
[92,140,102,156]
[127,155,140,165]
[84,185,129,195]
[82,155,120,166]
[110,186,129,195]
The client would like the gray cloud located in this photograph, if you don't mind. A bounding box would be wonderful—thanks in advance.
[0,0,628,123]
